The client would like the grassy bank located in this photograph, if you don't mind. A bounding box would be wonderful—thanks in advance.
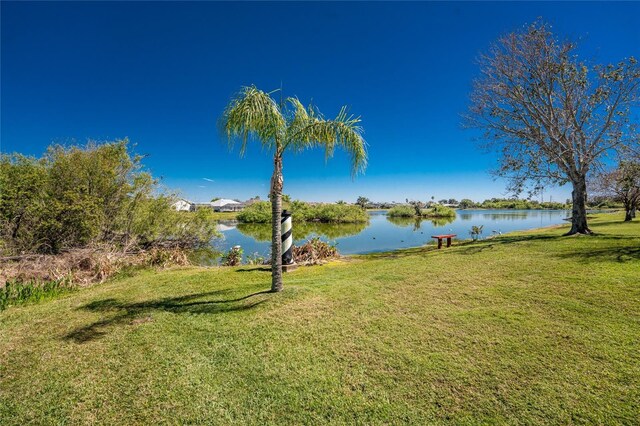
[1,214,638,424]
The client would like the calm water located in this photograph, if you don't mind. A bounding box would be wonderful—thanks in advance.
[213,209,571,258]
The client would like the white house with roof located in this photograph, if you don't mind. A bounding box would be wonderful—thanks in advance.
[172,199,194,212]
[211,198,243,212]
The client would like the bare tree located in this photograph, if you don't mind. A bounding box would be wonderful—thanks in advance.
[467,20,640,234]
[592,161,640,221]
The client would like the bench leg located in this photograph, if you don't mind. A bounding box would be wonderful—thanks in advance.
[447,237,452,248]
[437,239,442,249]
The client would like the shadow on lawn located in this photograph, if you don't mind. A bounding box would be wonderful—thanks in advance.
[555,246,640,263]
[454,234,559,255]
[64,290,272,343]
[364,234,561,259]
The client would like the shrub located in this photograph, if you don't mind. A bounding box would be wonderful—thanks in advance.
[0,140,218,255]
[245,252,267,265]
[459,199,476,209]
[309,203,368,223]
[237,201,272,223]
[221,246,243,266]
[387,205,416,217]
[424,204,457,218]
[469,225,484,241]
[237,201,368,223]
[388,204,456,218]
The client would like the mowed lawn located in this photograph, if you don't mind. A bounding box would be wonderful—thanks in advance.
[1,214,638,424]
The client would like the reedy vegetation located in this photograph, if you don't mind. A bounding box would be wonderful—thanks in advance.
[221,86,367,292]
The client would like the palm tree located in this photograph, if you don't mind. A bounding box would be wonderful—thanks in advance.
[221,86,367,292]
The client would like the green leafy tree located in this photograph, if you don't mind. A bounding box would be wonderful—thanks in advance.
[0,140,217,255]
[221,86,367,292]
[459,199,475,209]
[356,196,370,209]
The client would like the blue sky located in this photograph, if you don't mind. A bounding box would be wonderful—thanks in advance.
[2,1,639,203]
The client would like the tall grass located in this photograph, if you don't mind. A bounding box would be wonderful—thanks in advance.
[0,278,74,311]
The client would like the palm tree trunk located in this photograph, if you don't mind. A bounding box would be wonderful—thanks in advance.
[566,176,592,235]
[270,154,284,292]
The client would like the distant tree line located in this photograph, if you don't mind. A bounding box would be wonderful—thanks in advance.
[457,198,570,210]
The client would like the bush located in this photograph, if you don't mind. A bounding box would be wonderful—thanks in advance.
[237,201,368,223]
[469,225,484,241]
[221,246,243,266]
[0,140,218,255]
[387,205,416,217]
[424,204,457,218]
[459,199,476,209]
[307,203,368,223]
[388,204,456,218]
[236,201,272,223]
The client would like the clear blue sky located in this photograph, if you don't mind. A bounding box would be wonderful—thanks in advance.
[2,1,639,203]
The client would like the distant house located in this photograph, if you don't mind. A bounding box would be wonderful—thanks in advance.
[211,198,243,212]
[172,199,194,212]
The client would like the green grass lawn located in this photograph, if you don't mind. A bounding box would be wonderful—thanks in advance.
[1,214,638,424]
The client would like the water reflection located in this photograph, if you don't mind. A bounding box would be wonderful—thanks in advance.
[214,209,571,257]
[459,211,532,221]
[236,220,368,241]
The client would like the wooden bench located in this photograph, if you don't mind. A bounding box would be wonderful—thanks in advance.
[431,234,456,249]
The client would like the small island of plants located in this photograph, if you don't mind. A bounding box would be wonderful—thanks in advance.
[237,200,368,224]
[387,202,457,219]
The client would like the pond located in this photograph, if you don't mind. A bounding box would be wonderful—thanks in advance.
[213,209,572,258]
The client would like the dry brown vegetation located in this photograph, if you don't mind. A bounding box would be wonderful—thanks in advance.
[0,247,191,288]
[292,238,339,265]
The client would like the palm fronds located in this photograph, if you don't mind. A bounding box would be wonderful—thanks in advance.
[221,86,367,175]
[286,104,367,177]
[221,85,286,155]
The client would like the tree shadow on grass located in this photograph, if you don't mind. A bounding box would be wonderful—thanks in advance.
[362,235,560,259]
[454,233,640,255]
[64,290,272,344]
[454,234,559,255]
[235,266,271,273]
[555,246,640,264]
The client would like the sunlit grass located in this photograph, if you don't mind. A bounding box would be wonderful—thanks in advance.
[1,213,638,424]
